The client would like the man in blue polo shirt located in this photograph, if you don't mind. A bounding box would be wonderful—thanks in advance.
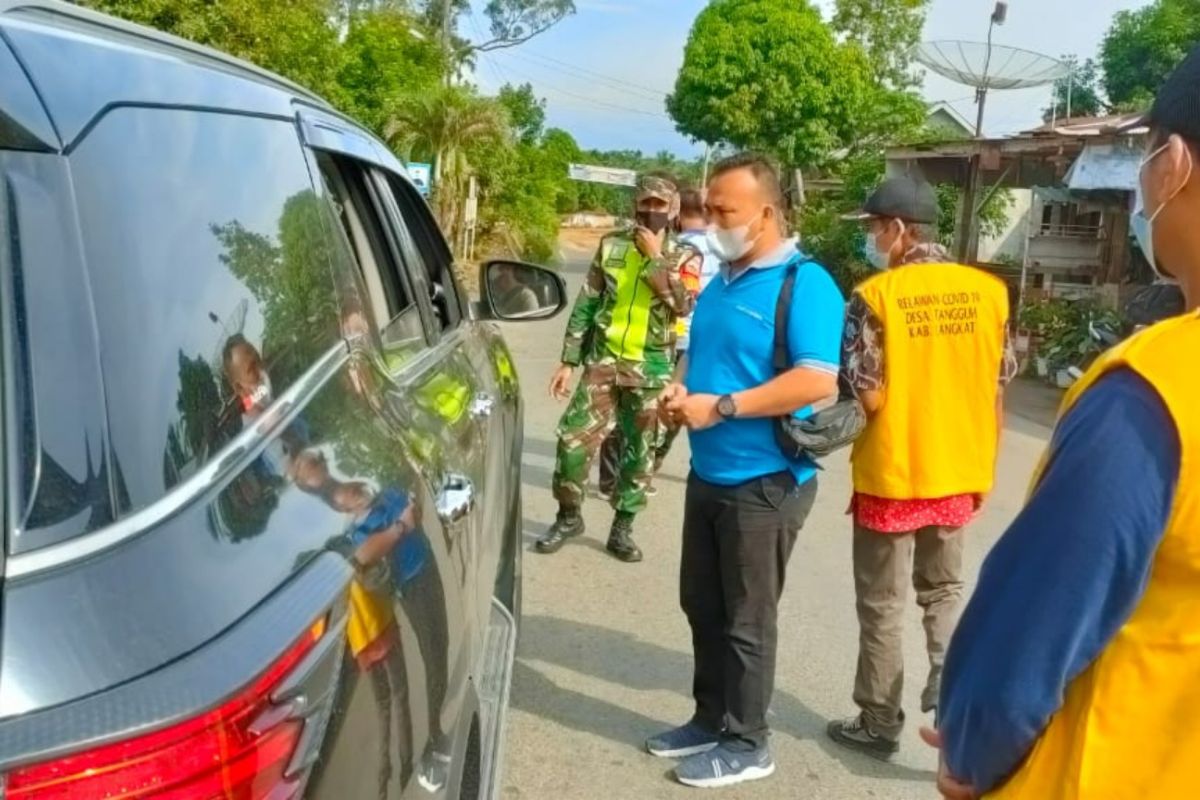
[649,153,845,788]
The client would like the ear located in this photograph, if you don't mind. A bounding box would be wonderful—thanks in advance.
[1155,135,1193,198]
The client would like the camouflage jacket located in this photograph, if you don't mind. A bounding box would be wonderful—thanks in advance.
[560,230,700,387]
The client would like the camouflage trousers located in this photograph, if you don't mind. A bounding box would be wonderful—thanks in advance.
[553,365,662,515]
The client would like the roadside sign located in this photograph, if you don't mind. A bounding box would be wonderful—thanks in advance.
[568,163,638,187]
[407,162,433,196]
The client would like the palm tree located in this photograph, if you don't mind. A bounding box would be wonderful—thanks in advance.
[384,84,510,245]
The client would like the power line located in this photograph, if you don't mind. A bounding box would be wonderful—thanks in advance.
[479,52,673,120]
[507,50,671,102]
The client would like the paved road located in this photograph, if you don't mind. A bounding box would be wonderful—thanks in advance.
[498,233,1052,800]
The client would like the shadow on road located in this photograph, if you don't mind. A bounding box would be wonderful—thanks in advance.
[513,615,936,784]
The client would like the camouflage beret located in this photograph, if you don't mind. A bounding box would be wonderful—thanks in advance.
[636,175,677,201]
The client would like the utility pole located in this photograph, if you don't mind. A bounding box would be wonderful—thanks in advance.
[956,1,1007,263]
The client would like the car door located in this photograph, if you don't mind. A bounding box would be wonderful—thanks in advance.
[371,171,513,633]
[303,133,492,796]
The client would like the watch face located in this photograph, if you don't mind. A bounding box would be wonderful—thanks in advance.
[718,395,736,418]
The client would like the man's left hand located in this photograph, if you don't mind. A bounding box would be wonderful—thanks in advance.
[634,226,665,259]
[674,393,722,431]
[919,727,977,800]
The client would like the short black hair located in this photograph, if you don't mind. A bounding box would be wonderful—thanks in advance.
[679,188,705,218]
[709,152,785,214]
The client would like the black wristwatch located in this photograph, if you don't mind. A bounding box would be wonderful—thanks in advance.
[716,394,738,420]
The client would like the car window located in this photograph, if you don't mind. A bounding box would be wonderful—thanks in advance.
[315,154,426,365]
[69,108,341,515]
[383,174,465,332]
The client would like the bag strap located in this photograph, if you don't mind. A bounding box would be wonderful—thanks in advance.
[773,254,813,374]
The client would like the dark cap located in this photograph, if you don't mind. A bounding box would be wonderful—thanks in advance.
[1144,44,1200,141]
[842,175,939,225]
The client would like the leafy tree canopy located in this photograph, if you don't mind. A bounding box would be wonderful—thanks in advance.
[832,0,930,90]
[1043,56,1106,123]
[667,0,873,168]
[498,82,547,145]
[1101,0,1200,111]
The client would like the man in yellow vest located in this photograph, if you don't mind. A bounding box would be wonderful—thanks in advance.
[924,47,1200,800]
[827,176,1013,760]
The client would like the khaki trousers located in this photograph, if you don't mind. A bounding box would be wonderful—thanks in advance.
[852,523,965,741]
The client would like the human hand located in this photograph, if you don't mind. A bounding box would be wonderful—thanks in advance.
[549,365,575,401]
[659,382,688,423]
[675,393,722,431]
[919,727,977,800]
[634,226,665,259]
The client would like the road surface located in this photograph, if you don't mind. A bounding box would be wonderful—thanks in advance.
[497,231,1053,800]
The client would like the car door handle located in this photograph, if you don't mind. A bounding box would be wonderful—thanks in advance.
[436,472,476,525]
[469,391,495,420]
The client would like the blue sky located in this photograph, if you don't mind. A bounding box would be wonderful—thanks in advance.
[467,0,1152,159]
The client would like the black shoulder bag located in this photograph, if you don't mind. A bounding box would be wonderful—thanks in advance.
[773,259,866,460]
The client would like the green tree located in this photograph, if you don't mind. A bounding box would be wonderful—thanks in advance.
[498,82,547,145]
[337,8,445,136]
[386,84,511,237]
[832,0,930,90]
[667,0,873,168]
[1042,56,1106,123]
[1101,0,1200,111]
[474,0,577,52]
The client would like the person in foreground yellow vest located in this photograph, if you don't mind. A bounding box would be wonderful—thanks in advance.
[925,45,1200,800]
[826,176,1013,760]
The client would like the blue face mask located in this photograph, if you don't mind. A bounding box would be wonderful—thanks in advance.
[864,219,904,270]
[1133,141,1193,283]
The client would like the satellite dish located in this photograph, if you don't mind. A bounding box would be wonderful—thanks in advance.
[915,41,1069,92]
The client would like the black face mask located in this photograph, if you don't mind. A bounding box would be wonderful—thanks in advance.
[636,210,671,234]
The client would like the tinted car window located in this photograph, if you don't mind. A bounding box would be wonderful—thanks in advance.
[315,153,425,362]
[70,108,340,514]
[384,175,465,331]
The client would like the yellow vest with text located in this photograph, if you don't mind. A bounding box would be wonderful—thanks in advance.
[850,263,1008,499]
[988,311,1200,800]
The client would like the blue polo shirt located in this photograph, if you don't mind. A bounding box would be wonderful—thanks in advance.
[686,241,844,486]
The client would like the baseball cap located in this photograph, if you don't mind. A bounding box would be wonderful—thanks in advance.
[1142,44,1200,142]
[842,175,939,225]
[636,175,677,202]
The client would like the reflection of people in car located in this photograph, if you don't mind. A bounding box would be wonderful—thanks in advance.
[222,334,307,477]
[293,449,454,792]
[493,263,541,316]
[223,334,272,418]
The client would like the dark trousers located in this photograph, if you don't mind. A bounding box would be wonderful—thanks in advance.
[681,470,816,750]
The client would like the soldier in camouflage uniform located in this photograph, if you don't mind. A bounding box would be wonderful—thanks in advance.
[538,175,701,562]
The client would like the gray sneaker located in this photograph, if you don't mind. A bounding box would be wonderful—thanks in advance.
[645,722,720,758]
[674,743,775,789]
[826,714,899,761]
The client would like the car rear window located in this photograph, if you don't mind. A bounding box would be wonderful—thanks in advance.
[69,108,341,515]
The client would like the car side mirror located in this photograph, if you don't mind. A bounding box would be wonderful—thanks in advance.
[478,260,568,321]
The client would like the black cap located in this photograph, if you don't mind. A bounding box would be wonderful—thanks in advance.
[1145,44,1200,141]
[843,175,939,224]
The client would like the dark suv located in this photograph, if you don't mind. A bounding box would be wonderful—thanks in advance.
[0,2,564,798]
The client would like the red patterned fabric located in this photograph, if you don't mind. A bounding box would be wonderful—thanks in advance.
[853,492,976,534]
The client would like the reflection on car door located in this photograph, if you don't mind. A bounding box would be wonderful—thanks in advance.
[373,172,512,633]
[307,149,480,797]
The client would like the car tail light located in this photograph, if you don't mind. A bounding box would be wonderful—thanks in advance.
[5,618,327,800]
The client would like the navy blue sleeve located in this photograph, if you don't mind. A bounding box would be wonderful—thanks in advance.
[938,368,1180,793]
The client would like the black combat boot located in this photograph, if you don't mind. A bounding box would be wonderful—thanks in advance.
[536,507,585,554]
[606,511,643,563]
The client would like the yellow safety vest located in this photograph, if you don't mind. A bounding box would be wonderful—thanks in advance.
[849,262,1009,499]
[990,310,1200,800]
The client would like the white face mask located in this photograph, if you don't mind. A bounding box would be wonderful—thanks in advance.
[1133,141,1193,283]
[707,215,763,262]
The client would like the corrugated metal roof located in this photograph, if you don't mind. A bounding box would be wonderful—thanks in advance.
[1065,142,1143,191]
